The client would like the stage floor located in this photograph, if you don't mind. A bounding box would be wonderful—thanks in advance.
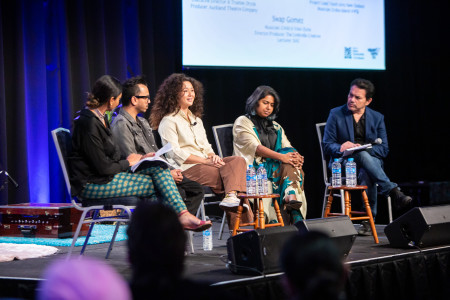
[0,220,445,299]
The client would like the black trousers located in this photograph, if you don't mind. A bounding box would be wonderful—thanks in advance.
[177,177,204,215]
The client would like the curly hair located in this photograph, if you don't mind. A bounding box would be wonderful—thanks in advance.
[150,73,204,129]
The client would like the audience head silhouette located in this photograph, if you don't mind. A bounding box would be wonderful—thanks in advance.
[280,231,347,300]
[127,201,186,299]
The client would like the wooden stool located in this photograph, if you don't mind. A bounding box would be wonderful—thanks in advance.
[324,185,379,243]
[232,194,284,236]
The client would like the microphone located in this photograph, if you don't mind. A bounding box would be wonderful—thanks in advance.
[0,170,18,188]
[342,138,382,157]
[191,122,197,126]
[371,138,382,145]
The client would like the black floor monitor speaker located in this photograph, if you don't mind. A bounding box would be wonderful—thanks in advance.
[226,226,298,275]
[384,205,450,248]
[294,216,357,259]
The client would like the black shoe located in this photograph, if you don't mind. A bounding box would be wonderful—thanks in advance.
[284,200,302,212]
[389,187,412,210]
[357,220,372,236]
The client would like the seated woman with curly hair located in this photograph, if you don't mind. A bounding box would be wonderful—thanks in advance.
[150,73,252,228]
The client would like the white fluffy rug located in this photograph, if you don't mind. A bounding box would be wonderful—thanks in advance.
[0,243,59,262]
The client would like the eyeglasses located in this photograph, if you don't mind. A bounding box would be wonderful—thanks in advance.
[135,95,150,100]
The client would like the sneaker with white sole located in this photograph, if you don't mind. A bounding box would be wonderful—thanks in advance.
[219,193,249,213]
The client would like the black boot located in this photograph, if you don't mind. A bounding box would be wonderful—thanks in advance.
[389,187,412,210]
[284,200,302,212]
[357,220,372,236]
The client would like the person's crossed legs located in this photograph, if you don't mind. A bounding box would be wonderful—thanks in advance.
[351,150,412,235]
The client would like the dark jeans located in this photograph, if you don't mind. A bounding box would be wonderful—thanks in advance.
[349,150,397,218]
[177,177,204,215]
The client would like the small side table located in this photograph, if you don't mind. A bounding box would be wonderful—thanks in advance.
[233,194,284,236]
[324,185,379,243]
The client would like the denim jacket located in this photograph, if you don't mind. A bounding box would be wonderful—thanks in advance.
[111,108,159,158]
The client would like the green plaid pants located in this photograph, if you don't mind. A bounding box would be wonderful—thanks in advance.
[80,166,186,213]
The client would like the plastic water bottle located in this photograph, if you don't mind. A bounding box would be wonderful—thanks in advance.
[202,216,213,251]
[256,165,268,195]
[331,158,342,187]
[345,158,357,187]
[246,165,257,195]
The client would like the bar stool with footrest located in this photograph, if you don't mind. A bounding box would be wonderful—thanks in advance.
[232,193,284,236]
[324,185,379,243]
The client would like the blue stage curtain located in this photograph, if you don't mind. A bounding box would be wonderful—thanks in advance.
[0,0,172,205]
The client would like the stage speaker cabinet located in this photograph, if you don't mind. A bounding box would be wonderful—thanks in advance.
[294,216,357,259]
[226,226,298,275]
[384,205,450,248]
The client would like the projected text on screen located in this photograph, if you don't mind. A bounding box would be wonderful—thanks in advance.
[182,0,385,70]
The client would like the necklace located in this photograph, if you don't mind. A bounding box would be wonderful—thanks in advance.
[95,108,105,118]
[93,108,106,126]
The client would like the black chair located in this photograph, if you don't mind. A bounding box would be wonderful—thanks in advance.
[316,123,346,216]
[212,124,234,158]
[51,128,140,258]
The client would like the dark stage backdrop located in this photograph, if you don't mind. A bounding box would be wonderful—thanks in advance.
[1,0,449,219]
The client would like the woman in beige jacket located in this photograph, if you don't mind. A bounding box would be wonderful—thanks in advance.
[150,73,252,229]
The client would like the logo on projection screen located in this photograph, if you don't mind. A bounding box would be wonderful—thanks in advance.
[368,48,380,59]
[344,47,380,60]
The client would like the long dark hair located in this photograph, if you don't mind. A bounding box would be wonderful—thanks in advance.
[85,75,122,109]
[245,85,280,120]
[150,73,204,129]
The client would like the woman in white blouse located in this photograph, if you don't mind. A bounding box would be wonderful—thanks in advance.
[150,73,252,227]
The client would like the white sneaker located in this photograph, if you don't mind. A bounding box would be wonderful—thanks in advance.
[219,193,249,213]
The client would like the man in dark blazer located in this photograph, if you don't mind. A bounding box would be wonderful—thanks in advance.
[323,78,412,235]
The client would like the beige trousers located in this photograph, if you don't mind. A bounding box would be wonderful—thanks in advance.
[182,156,253,227]
[182,156,247,194]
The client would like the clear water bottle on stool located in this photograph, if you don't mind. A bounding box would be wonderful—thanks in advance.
[246,165,257,195]
[331,158,342,187]
[256,165,268,195]
[345,158,357,187]
[202,216,213,251]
